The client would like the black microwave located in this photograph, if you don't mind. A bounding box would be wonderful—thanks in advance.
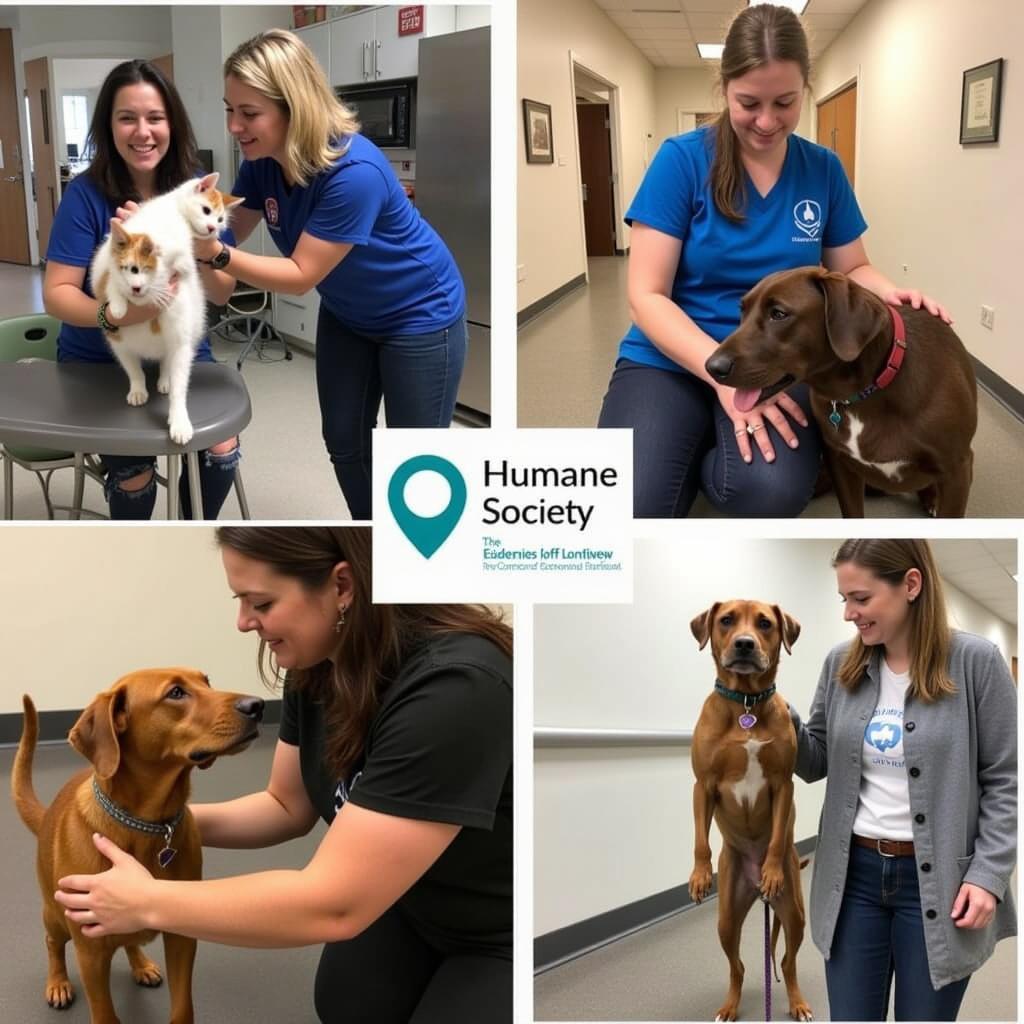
[336,79,414,149]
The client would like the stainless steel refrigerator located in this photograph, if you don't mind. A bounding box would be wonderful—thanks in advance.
[415,26,490,423]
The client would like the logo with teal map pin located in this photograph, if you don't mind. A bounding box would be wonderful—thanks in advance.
[388,455,467,559]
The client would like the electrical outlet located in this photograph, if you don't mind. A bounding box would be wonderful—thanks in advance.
[902,263,910,274]
[980,305,995,330]
[517,264,527,283]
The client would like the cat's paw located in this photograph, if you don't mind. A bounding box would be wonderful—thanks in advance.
[108,298,127,319]
[157,376,171,394]
[169,415,193,446]
[126,387,149,406]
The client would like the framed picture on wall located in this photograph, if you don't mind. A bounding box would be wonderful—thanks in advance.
[523,99,554,164]
[960,58,1003,144]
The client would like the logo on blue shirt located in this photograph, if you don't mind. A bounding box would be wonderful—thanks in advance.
[793,199,822,238]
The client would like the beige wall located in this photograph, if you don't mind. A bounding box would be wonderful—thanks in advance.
[792,0,1023,391]
[517,0,656,311]
[0,527,260,714]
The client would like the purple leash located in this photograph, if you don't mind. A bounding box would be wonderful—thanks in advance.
[763,897,772,1021]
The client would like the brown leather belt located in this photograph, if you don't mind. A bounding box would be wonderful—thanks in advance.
[853,834,915,857]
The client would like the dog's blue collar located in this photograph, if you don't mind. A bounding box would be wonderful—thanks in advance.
[714,680,776,706]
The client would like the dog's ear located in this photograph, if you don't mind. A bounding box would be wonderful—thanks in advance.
[68,686,128,779]
[772,605,801,655]
[816,272,880,363]
[690,603,720,650]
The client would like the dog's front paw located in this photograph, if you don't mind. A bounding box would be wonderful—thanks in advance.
[714,998,740,1022]
[127,386,149,406]
[689,863,713,903]
[760,861,785,900]
[789,999,813,1021]
[157,375,171,394]
[169,414,193,446]
[45,977,75,1008]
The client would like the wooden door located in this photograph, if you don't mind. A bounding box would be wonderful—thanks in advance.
[817,83,856,187]
[151,53,174,82]
[577,103,615,257]
[24,57,57,257]
[0,29,30,264]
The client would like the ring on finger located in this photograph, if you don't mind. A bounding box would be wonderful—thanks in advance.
[750,423,764,432]
[734,428,747,437]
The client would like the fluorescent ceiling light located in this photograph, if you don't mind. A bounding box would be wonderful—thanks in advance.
[749,0,809,13]
[697,43,725,59]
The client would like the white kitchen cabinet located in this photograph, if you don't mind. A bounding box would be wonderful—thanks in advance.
[294,20,331,82]
[273,288,321,350]
[329,6,456,86]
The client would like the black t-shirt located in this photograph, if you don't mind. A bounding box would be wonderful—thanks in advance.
[279,631,512,955]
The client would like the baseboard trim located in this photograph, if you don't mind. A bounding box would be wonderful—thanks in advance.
[0,698,283,747]
[518,274,587,328]
[971,355,1024,423]
[534,835,818,974]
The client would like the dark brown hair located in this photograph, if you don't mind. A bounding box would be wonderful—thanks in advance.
[215,527,513,780]
[708,3,811,222]
[832,539,954,701]
[85,59,199,204]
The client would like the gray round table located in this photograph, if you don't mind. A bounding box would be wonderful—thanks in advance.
[0,361,252,520]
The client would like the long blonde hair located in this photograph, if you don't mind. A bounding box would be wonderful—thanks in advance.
[224,28,360,187]
[708,3,812,222]
[833,539,955,702]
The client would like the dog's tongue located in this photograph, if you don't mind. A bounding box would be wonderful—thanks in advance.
[733,388,762,413]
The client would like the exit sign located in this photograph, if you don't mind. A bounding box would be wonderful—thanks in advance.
[398,6,424,36]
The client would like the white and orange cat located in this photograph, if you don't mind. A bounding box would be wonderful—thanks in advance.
[90,173,243,444]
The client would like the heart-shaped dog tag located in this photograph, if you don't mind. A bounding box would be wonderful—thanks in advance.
[158,846,177,868]
[738,713,757,730]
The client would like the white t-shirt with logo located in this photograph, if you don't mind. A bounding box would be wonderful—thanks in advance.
[853,659,913,840]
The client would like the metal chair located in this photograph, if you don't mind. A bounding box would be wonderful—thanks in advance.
[0,313,106,518]
[211,286,292,370]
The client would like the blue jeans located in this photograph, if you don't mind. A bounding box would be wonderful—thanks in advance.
[826,843,971,1021]
[597,358,821,518]
[315,304,467,520]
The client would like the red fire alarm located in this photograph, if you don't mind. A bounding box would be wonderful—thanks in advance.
[398,5,424,36]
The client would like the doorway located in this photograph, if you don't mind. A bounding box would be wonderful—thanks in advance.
[0,29,30,265]
[571,59,623,267]
[817,82,857,186]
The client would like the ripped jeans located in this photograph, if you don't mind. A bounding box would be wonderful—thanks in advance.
[101,443,241,520]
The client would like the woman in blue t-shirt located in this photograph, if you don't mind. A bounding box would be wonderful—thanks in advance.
[597,3,951,518]
[191,29,467,521]
[43,59,241,520]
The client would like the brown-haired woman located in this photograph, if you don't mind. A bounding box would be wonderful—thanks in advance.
[55,527,512,1023]
[790,539,1016,1020]
[597,3,950,518]
[42,59,240,520]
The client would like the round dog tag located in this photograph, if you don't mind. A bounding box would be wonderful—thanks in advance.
[738,713,757,730]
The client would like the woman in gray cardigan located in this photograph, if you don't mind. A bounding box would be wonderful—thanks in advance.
[791,539,1016,1021]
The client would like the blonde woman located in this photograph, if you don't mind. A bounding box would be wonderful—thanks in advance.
[195,30,466,520]
[791,540,1016,1020]
[597,3,950,518]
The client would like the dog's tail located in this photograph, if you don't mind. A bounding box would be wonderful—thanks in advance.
[770,911,783,983]
[12,695,46,836]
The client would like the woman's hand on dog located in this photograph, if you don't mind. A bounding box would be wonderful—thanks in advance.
[55,833,156,937]
[716,385,809,464]
[882,287,954,325]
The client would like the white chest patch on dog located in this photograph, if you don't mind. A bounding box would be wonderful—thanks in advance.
[731,738,771,808]
[840,414,909,480]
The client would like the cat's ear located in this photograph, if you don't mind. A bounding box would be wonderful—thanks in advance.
[224,193,246,210]
[110,219,130,244]
[196,172,220,192]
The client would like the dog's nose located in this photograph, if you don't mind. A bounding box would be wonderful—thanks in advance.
[733,635,756,655]
[235,697,265,722]
[705,350,734,382]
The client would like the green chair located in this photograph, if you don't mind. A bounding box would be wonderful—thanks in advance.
[0,313,105,519]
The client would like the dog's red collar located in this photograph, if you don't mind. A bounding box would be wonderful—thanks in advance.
[828,307,907,429]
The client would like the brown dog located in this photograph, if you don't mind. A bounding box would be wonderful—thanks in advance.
[705,266,977,517]
[689,601,811,1022]
[12,668,264,1024]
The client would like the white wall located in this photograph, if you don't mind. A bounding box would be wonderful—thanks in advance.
[517,0,656,311]
[812,0,1024,392]
[0,527,262,714]
[534,538,1017,936]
